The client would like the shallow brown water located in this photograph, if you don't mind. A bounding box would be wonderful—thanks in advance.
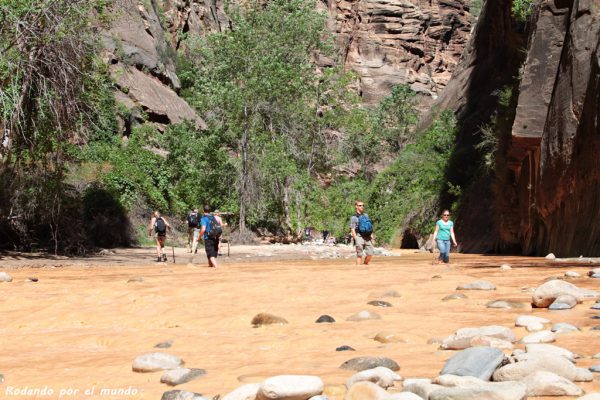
[0,247,599,399]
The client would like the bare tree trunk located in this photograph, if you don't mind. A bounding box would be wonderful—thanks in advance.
[238,127,248,233]
[282,177,292,234]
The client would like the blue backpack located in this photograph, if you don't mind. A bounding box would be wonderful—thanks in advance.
[206,215,222,240]
[357,214,373,235]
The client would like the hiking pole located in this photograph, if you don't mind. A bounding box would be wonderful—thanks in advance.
[172,247,176,264]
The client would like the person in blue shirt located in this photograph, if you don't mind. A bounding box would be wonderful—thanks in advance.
[432,209,458,264]
[198,205,219,268]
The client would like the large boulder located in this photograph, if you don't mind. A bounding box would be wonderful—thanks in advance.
[522,370,583,396]
[532,279,598,308]
[492,353,578,382]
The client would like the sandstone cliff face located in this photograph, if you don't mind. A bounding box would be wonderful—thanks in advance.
[434,0,600,256]
[320,0,472,104]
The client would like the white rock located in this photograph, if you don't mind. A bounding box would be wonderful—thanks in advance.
[257,375,323,400]
[386,393,424,400]
[521,330,555,344]
[546,253,556,260]
[223,384,260,400]
[346,367,401,389]
[564,271,580,278]
[132,353,184,372]
[532,279,599,308]
[441,326,516,350]
[345,381,388,400]
[469,335,514,350]
[574,367,593,382]
[429,382,527,400]
[402,378,431,387]
[402,382,445,400]
[456,280,496,290]
[346,310,381,321]
[0,272,12,282]
[499,264,512,270]
[579,393,600,400]
[493,353,578,381]
[526,343,575,361]
[433,374,486,388]
[522,370,583,396]
[525,322,544,332]
[515,315,550,327]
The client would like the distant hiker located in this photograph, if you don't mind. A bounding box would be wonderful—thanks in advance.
[149,211,172,262]
[304,227,311,242]
[199,205,222,268]
[350,200,374,265]
[187,208,199,253]
[432,209,458,264]
[213,209,228,227]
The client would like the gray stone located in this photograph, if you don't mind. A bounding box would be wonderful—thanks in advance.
[251,313,288,326]
[346,366,402,389]
[0,272,13,282]
[564,271,581,278]
[155,340,173,349]
[222,384,260,400]
[549,294,577,309]
[346,310,381,321]
[429,382,527,400]
[440,346,505,381]
[486,300,526,309]
[591,304,600,310]
[340,356,400,372]
[369,289,402,298]
[522,370,583,396]
[315,315,335,323]
[160,368,206,386]
[367,300,392,307]
[590,365,600,373]
[441,326,516,350]
[132,353,184,372]
[161,390,206,400]
[456,280,496,290]
[551,322,579,332]
[256,375,323,400]
[336,345,355,351]
[591,273,600,278]
[442,293,467,301]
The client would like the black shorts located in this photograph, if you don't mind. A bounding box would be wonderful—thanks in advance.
[204,238,219,258]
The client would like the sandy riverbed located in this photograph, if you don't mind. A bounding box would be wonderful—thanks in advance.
[0,245,599,399]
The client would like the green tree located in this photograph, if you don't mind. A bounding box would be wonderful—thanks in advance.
[184,0,353,234]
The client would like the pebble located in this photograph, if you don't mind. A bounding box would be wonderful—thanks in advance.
[315,315,335,323]
[546,253,556,260]
[564,271,580,278]
[367,300,392,307]
[374,331,402,344]
[127,276,144,283]
[155,340,173,349]
[339,356,400,372]
[442,293,467,301]
[336,345,355,352]
[346,310,381,322]
[369,289,401,298]
[132,353,184,372]
[160,368,206,386]
[161,390,206,400]
[251,313,288,326]
[590,366,600,373]
[0,272,13,282]
[500,264,512,270]
[515,315,550,327]
[456,280,496,290]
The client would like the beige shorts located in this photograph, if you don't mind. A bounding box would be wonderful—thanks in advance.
[355,235,374,257]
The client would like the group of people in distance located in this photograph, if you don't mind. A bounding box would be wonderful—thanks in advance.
[350,200,457,266]
[149,205,225,267]
[149,200,458,267]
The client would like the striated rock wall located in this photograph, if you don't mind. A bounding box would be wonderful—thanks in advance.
[321,0,472,104]
[433,0,600,256]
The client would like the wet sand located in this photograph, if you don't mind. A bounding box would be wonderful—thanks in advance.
[0,246,599,399]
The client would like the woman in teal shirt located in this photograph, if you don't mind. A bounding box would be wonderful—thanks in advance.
[432,209,458,263]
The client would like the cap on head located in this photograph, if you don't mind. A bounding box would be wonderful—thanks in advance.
[214,209,220,214]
